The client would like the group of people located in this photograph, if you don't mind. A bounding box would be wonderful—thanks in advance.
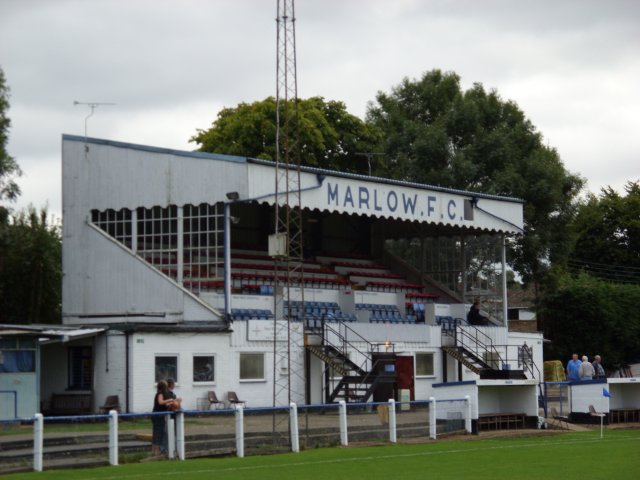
[566,353,606,381]
[151,378,182,457]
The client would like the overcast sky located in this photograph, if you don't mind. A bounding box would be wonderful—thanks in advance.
[1,0,639,219]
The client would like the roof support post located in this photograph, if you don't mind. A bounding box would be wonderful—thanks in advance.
[224,202,232,322]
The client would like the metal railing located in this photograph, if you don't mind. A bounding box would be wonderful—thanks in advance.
[451,326,542,381]
[0,397,472,474]
[454,325,504,368]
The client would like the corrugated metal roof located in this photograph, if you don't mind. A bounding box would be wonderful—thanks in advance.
[62,134,247,164]
[63,134,524,204]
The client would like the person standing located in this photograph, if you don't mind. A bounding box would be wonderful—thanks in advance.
[151,380,176,456]
[566,353,582,382]
[579,355,595,380]
[167,378,181,402]
[163,378,182,455]
[592,355,606,378]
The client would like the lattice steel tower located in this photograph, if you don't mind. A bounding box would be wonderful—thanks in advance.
[272,0,305,410]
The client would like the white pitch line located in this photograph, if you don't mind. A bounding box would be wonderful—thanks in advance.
[84,434,640,480]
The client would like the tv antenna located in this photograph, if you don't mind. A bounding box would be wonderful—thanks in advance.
[73,101,116,137]
[356,152,384,176]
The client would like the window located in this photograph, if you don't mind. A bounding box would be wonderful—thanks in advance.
[193,355,215,382]
[415,353,434,376]
[91,208,133,248]
[68,346,92,389]
[138,206,179,279]
[90,203,225,293]
[240,353,264,380]
[155,356,178,383]
[183,203,224,291]
[0,338,36,373]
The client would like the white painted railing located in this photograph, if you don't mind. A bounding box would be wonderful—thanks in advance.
[25,397,473,472]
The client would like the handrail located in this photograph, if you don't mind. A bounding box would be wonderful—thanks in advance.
[487,343,542,380]
[321,318,392,403]
[451,325,542,380]
[455,325,504,368]
[322,318,375,373]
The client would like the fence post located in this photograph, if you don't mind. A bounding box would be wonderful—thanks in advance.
[464,395,472,433]
[388,399,397,443]
[33,413,43,472]
[429,397,436,440]
[339,400,348,446]
[290,402,299,453]
[167,415,175,460]
[176,411,185,460]
[109,410,119,466]
[235,405,244,458]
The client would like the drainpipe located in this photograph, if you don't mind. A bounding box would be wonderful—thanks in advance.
[125,332,130,413]
[501,234,508,329]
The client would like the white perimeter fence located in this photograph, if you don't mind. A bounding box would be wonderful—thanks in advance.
[1,397,471,473]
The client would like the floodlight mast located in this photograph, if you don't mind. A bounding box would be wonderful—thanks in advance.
[73,101,116,138]
[273,0,305,414]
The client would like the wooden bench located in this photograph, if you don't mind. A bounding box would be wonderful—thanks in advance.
[478,413,526,431]
[609,408,640,423]
[48,393,93,416]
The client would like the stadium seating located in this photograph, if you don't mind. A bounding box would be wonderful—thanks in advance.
[231,308,274,321]
[356,303,416,324]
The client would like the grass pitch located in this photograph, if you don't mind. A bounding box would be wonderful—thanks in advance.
[7,429,640,480]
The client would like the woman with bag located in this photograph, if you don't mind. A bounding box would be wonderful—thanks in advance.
[151,380,177,456]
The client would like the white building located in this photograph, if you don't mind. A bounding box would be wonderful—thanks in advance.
[51,134,543,417]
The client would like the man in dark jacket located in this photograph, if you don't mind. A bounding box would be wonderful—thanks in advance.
[467,300,489,326]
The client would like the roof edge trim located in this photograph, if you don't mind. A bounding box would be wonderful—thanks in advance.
[247,158,524,204]
[62,134,248,164]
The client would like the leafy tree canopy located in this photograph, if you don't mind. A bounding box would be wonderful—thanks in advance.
[568,181,640,283]
[366,69,584,284]
[191,96,380,174]
[0,206,62,324]
[0,67,22,203]
[541,272,640,368]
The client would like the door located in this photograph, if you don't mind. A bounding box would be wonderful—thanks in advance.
[395,356,415,401]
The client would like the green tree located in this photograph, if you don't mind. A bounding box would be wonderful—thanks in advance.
[569,181,640,283]
[541,273,640,368]
[366,69,584,285]
[0,67,21,203]
[191,96,380,174]
[0,207,62,324]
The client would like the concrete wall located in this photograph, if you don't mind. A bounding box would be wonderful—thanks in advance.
[478,383,538,416]
[433,382,478,418]
[63,226,220,324]
[93,331,127,412]
[570,380,609,414]
[126,321,306,412]
[0,369,38,419]
[507,331,544,380]
[607,378,640,409]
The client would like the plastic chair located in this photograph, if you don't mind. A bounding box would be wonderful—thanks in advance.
[208,391,225,409]
[228,391,247,408]
[549,407,569,430]
[99,395,121,413]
